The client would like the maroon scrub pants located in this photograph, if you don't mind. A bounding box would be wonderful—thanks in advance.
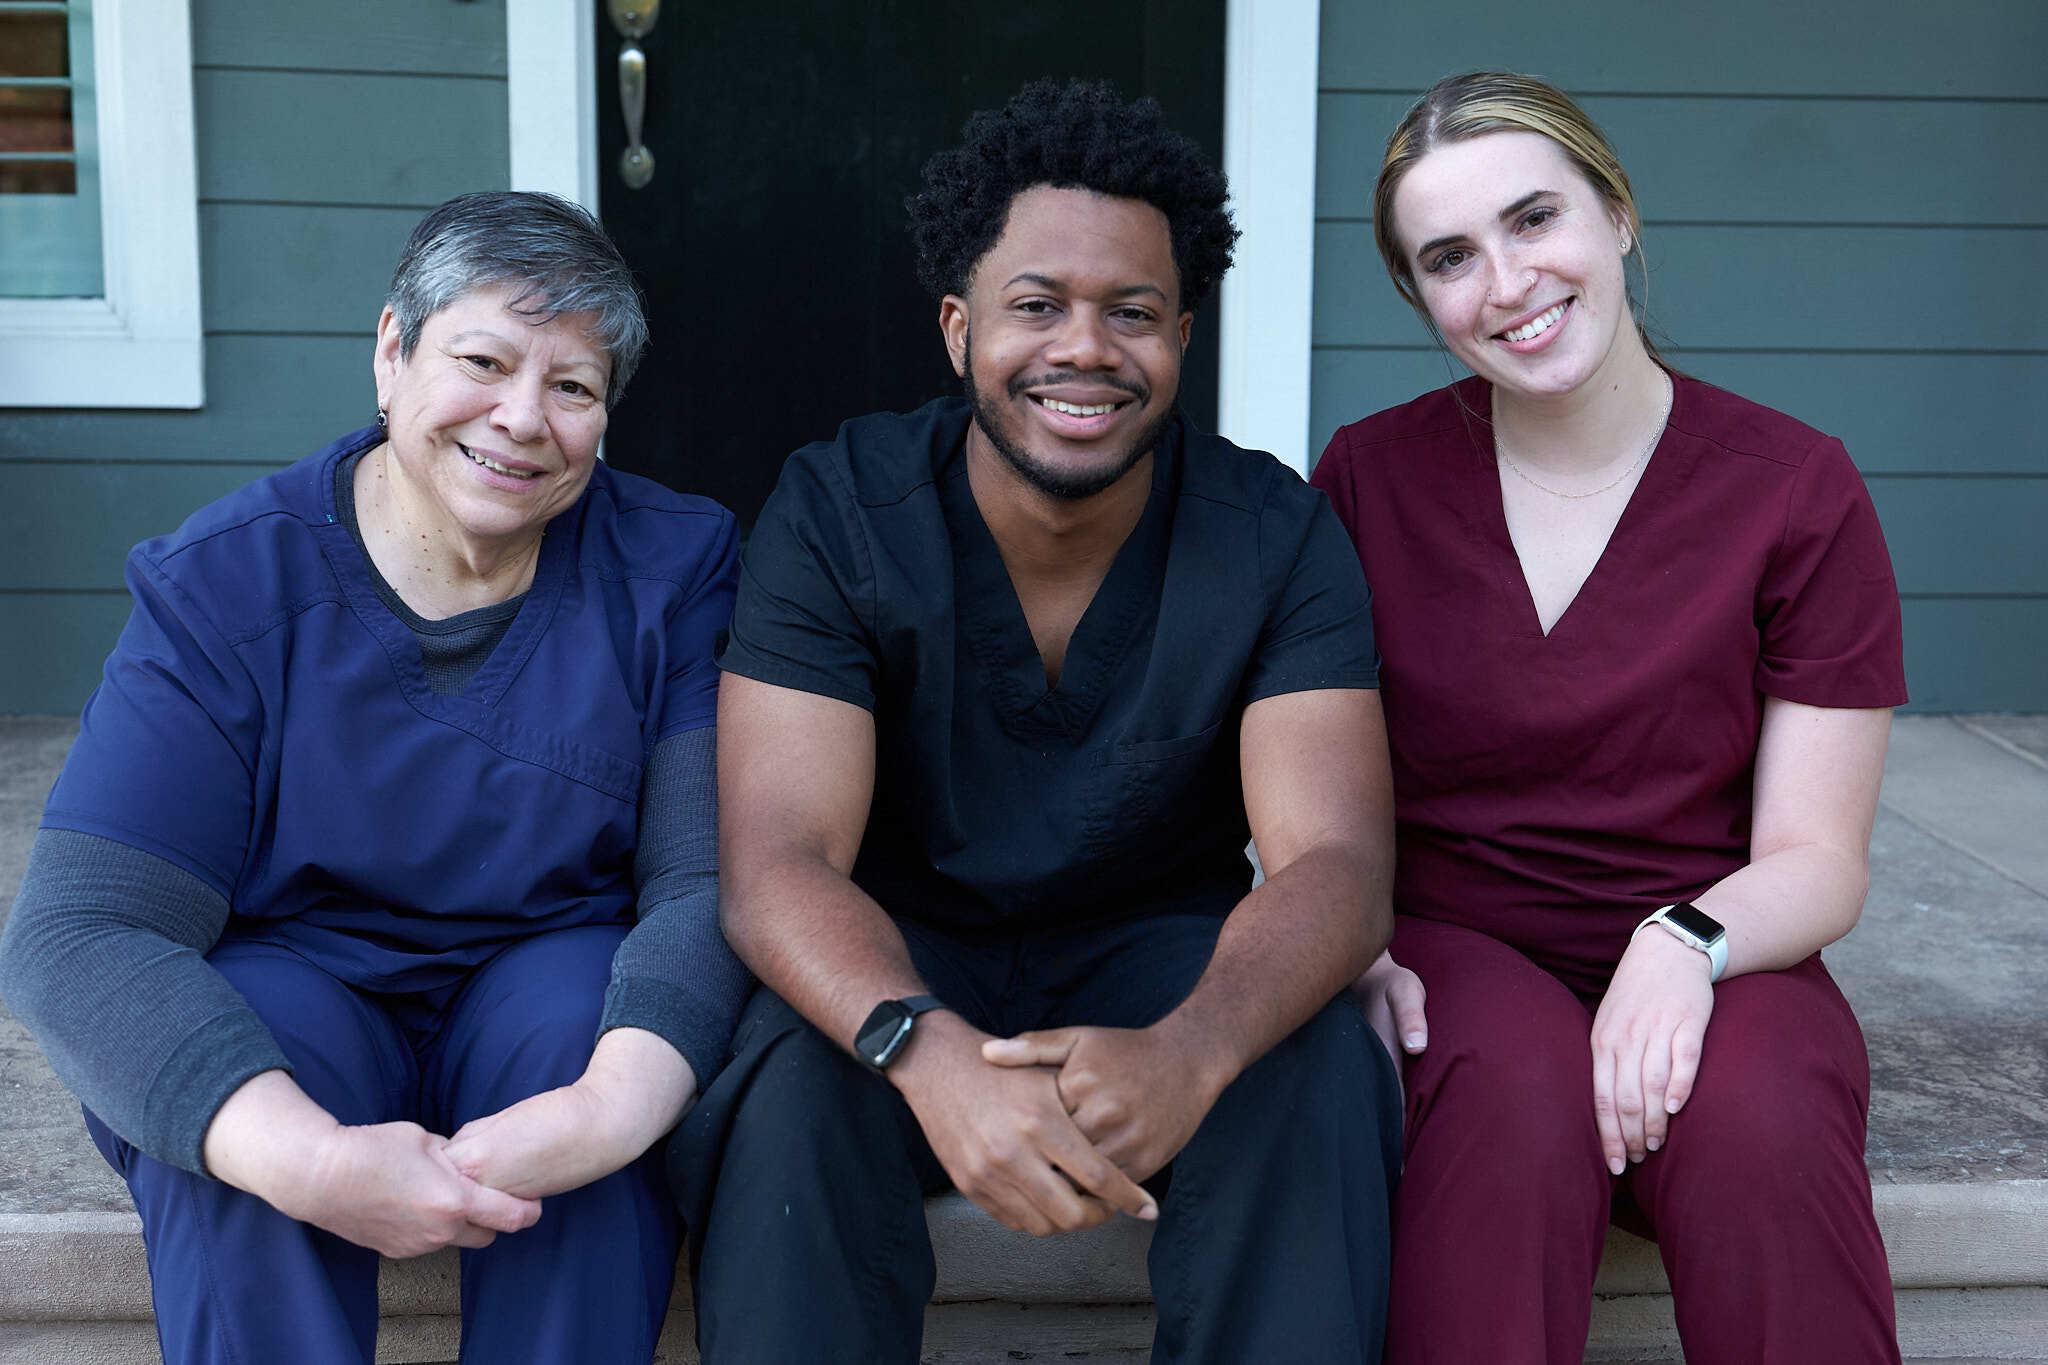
[1385,917,1900,1365]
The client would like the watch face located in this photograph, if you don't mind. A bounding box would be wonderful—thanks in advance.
[1663,903,1725,943]
[856,1001,915,1069]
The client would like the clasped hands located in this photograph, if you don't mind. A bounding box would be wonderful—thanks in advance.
[209,1030,690,1261]
[1351,934,1716,1177]
[895,1011,1230,1237]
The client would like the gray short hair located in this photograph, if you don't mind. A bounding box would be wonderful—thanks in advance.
[387,191,648,407]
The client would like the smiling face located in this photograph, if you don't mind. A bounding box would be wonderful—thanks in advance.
[372,281,610,551]
[941,186,1192,501]
[1390,130,1646,402]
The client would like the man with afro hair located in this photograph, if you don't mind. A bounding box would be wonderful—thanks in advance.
[671,80,1401,1363]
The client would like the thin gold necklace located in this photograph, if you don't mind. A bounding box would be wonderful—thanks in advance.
[1495,380,1673,500]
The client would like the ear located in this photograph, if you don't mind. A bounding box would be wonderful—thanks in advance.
[1178,311,1194,352]
[1612,204,1636,256]
[372,305,404,408]
[939,295,970,379]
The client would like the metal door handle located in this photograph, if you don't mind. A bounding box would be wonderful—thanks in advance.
[608,0,660,189]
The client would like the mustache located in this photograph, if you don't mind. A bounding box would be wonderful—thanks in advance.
[1006,372,1148,402]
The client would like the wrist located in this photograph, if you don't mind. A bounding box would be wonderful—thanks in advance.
[1625,921,1716,983]
[202,1070,341,1203]
[883,1009,979,1101]
[1146,1010,1238,1105]
[1632,902,1727,983]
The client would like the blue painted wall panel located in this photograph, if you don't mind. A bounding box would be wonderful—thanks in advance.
[1,12,510,713]
[1311,0,2047,710]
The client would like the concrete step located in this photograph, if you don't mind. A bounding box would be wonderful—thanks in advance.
[5,1183,2047,1363]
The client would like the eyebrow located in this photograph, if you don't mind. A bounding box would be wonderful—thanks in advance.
[1411,189,1558,263]
[1002,272,1169,302]
[443,329,605,373]
[441,329,522,352]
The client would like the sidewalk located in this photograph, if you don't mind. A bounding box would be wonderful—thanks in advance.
[2,714,2045,1363]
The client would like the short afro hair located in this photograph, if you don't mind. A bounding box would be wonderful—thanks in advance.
[907,79,1239,312]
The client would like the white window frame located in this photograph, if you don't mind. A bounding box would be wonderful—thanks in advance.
[505,0,1319,470]
[0,0,203,408]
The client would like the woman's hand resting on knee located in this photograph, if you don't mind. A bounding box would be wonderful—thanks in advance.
[201,1070,541,1258]
[1589,930,1715,1174]
[1352,951,1428,1067]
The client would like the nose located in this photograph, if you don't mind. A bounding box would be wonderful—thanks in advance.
[1487,258,1536,308]
[1044,307,1120,372]
[492,371,548,444]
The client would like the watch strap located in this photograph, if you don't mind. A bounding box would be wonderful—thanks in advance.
[1634,903,1728,984]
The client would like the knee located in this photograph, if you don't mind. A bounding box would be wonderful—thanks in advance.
[1413,1018,1602,1180]
[1666,1034,1868,1187]
[464,994,608,1104]
[446,932,627,1104]
[1213,1000,1396,1145]
[726,1021,898,1158]
[208,947,404,1125]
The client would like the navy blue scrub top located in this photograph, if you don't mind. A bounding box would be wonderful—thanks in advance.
[43,426,738,995]
[718,399,1379,933]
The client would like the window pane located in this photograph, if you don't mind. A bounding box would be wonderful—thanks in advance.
[0,0,101,296]
[0,10,70,78]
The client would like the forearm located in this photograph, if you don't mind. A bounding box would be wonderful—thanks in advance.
[1157,837,1392,1091]
[200,1069,342,1211]
[723,856,933,1059]
[1684,699,1890,981]
[572,1027,696,1162]
[1691,841,1870,979]
[0,829,289,1173]
[605,727,752,1085]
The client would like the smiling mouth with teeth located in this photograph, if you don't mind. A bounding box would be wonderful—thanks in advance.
[1033,397,1125,417]
[1500,301,1568,343]
[461,444,539,479]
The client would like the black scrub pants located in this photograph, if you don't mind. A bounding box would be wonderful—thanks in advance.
[670,909,1403,1364]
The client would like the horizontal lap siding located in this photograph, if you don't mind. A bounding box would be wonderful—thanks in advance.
[2,9,509,713]
[1310,1,2048,710]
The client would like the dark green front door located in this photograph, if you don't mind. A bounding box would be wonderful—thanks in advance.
[595,2,1226,524]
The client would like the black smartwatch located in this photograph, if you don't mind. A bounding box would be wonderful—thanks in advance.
[854,995,948,1071]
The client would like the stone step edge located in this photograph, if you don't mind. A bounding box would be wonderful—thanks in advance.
[4,1180,2043,1323]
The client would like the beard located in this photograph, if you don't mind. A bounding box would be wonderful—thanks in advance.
[963,335,1176,502]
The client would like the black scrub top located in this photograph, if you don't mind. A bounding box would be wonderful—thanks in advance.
[719,398,1378,934]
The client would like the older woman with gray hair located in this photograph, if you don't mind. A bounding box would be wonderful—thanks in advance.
[0,191,745,1364]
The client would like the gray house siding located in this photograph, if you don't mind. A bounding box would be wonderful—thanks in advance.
[1309,0,2047,711]
[0,0,510,713]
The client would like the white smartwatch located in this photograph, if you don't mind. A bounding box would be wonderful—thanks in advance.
[1634,902,1728,983]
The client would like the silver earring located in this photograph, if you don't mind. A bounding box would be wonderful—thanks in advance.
[376,407,388,428]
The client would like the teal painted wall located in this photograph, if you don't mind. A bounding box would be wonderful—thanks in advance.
[0,0,510,713]
[1309,0,2048,711]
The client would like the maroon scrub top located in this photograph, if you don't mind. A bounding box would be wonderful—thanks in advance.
[1311,375,1906,994]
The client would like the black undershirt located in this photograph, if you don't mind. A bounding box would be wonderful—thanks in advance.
[336,451,525,696]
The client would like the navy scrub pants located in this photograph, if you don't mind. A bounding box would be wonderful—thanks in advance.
[85,925,681,1365]
[671,910,1404,1365]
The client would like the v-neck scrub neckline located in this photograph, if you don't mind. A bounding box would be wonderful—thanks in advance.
[1475,398,1679,644]
[940,452,1171,741]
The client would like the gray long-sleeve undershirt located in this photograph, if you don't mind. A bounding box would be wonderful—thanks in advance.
[0,726,747,1176]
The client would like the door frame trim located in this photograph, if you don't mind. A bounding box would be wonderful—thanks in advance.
[506,0,1319,471]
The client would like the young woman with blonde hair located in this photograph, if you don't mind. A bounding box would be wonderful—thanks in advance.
[1320,72,1906,1363]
